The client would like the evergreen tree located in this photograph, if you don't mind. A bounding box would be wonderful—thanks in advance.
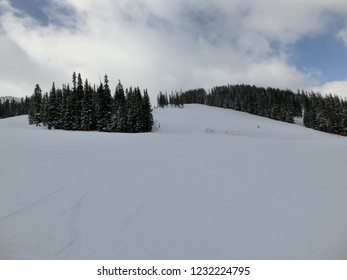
[64,85,74,130]
[112,80,127,132]
[71,72,78,129]
[3,100,11,118]
[31,84,43,126]
[332,95,345,134]
[142,89,154,132]
[28,96,35,124]
[303,94,311,128]
[47,82,59,129]
[55,88,64,129]
[0,96,29,119]
[24,96,30,115]
[126,87,136,133]
[81,79,94,131]
[134,87,145,132]
[74,73,84,130]
[0,99,3,118]
[157,91,169,107]
[10,98,18,116]
[41,92,49,127]
[91,84,98,131]
[96,75,112,132]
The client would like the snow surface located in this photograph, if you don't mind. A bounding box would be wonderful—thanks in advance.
[1,104,347,260]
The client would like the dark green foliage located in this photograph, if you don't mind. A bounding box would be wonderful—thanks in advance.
[25,72,153,134]
[41,92,49,127]
[47,83,59,129]
[30,84,43,126]
[178,88,206,105]
[143,89,154,132]
[55,88,64,129]
[303,93,345,134]
[168,91,184,107]
[134,87,145,132]
[28,98,34,125]
[112,80,127,132]
[126,87,136,133]
[64,85,75,130]
[125,86,154,133]
[157,92,169,108]
[74,73,84,130]
[0,96,29,119]
[81,79,94,131]
[96,75,112,132]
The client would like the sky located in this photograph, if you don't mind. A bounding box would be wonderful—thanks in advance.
[1,0,347,101]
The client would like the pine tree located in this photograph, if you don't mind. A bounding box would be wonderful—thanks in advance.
[81,79,94,131]
[32,84,43,126]
[142,89,154,132]
[332,95,345,134]
[112,80,127,132]
[71,72,77,129]
[41,92,49,127]
[55,88,64,129]
[126,87,136,133]
[0,99,3,119]
[74,73,84,130]
[64,85,74,130]
[91,85,98,130]
[96,75,112,132]
[316,95,327,132]
[157,91,168,108]
[28,96,35,125]
[47,82,59,129]
[134,87,145,132]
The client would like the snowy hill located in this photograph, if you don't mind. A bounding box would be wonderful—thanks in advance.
[1,104,347,260]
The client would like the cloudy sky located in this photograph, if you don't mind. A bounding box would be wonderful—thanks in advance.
[1,0,347,101]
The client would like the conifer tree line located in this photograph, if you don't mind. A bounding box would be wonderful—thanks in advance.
[159,85,301,123]
[0,97,30,119]
[28,72,154,133]
[158,84,347,135]
[302,93,346,134]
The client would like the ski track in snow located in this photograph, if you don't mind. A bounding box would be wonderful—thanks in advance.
[1,105,347,259]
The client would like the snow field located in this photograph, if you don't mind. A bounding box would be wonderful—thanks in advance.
[1,104,347,259]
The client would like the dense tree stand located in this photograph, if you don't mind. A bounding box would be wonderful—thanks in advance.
[28,72,154,133]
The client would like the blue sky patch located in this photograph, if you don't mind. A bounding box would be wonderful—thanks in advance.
[10,0,50,25]
[9,0,77,29]
[292,32,347,83]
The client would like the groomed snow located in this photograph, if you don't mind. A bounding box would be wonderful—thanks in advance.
[1,104,347,259]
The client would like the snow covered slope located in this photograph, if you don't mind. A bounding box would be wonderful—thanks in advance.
[1,105,347,259]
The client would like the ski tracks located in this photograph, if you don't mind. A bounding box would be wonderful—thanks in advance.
[86,174,191,259]
[85,177,161,259]
[0,172,99,259]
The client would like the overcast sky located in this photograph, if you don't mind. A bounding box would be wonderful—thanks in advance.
[1,0,347,101]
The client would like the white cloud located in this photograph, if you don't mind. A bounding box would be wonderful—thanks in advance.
[1,0,347,101]
[242,0,347,42]
[338,27,347,48]
[0,32,60,96]
[311,81,347,99]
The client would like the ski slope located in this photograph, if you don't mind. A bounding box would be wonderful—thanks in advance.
[1,104,347,259]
